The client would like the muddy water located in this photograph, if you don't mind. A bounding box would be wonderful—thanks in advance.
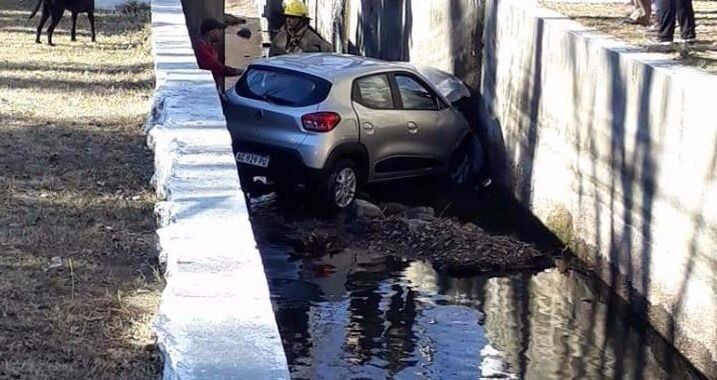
[251,184,706,379]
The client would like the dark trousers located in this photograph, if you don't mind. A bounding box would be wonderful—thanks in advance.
[658,0,696,40]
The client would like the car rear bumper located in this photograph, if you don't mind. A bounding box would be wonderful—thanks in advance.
[233,140,324,185]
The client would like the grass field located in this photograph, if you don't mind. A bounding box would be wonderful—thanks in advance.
[0,1,161,378]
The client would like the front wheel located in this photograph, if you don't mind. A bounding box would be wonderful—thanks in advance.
[319,159,358,210]
[448,133,484,188]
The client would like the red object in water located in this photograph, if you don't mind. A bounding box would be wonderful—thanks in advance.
[313,263,336,277]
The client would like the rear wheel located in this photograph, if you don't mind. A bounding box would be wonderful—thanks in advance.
[319,159,358,210]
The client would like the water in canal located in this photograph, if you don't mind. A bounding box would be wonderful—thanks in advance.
[251,185,706,379]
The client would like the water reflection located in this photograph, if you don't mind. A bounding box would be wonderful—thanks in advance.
[260,245,705,379]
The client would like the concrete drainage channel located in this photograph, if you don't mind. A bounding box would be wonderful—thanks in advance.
[146,0,289,378]
[143,0,714,378]
[244,179,709,379]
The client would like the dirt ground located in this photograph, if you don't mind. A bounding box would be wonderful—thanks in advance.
[224,0,264,89]
[0,1,161,379]
[542,1,717,73]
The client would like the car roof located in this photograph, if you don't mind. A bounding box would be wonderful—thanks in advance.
[249,53,418,82]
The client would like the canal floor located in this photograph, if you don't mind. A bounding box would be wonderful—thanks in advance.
[248,182,707,379]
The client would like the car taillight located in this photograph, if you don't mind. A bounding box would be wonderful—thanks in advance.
[301,112,341,132]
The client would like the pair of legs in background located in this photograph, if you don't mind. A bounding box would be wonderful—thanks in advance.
[657,0,696,42]
[627,0,695,41]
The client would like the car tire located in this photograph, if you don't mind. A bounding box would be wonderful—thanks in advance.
[319,159,359,211]
[447,133,483,188]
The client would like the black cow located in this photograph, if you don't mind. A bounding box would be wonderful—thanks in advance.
[29,0,95,46]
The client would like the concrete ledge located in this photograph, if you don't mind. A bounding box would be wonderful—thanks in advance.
[481,0,717,376]
[147,0,290,378]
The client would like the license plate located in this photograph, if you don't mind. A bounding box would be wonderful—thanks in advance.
[235,152,270,168]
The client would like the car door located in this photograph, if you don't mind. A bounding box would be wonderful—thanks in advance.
[351,73,414,180]
[393,72,457,172]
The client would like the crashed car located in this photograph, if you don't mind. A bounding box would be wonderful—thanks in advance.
[225,53,483,209]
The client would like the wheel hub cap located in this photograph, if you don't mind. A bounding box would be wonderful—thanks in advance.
[334,168,357,208]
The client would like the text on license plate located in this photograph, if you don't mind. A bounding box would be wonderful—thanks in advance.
[235,152,270,168]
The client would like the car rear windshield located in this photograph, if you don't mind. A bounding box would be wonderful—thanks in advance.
[235,65,332,107]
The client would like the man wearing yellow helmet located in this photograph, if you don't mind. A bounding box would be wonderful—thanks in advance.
[269,0,332,57]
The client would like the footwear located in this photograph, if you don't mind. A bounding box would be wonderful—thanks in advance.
[678,36,696,44]
[621,17,650,26]
[651,35,673,44]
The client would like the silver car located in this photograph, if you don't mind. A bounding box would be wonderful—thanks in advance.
[225,53,479,209]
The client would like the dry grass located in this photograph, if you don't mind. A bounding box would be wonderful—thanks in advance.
[0,1,161,379]
[542,1,717,73]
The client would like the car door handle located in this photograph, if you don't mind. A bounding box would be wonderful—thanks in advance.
[362,122,375,134]
[407,121,418,134]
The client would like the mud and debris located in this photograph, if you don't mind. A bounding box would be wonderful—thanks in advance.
[359,214,548,275]
[249,195,552,276]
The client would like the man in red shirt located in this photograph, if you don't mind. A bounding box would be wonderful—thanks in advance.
[193,18,243,91]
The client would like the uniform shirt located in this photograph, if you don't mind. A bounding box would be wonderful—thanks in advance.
[269,25,332,57]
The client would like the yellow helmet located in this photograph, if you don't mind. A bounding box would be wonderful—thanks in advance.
[283,0,309,18]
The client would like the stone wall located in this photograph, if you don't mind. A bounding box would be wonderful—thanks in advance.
[147,0,290,378]
[481,0,717,376]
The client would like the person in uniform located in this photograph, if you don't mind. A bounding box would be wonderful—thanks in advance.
[269,0,332,57]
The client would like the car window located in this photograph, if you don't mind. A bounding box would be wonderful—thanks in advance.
[354,75,394,110]
[235,65,331,107]
[395,74,439,111]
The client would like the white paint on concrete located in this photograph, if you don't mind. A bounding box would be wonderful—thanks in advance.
[481,0,717,376]
[148,0,290,378]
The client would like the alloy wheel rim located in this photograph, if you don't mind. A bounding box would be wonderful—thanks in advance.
[334,168,357,208]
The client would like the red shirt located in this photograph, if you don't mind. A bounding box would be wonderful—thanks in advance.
[194,39,232,85]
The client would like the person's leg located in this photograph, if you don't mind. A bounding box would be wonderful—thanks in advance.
[633,0,652,24]
[677,0,696,40]
[658,0,676,41]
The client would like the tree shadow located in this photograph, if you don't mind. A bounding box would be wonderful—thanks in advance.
[0,59,152,74]
[350,0,413,61]
[2,74,154,92]
[479,0,716,377]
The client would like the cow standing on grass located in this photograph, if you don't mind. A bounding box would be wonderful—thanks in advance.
[29,0,96,45]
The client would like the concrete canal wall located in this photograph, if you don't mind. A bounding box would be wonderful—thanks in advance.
[147,0,289,378]
[481,0,717,376]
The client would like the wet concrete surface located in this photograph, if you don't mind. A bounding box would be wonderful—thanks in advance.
[246,181,708,379]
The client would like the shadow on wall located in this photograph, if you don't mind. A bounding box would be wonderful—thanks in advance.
[481,0,716,376]
[479,0,511,188]
[352,0,413,61]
